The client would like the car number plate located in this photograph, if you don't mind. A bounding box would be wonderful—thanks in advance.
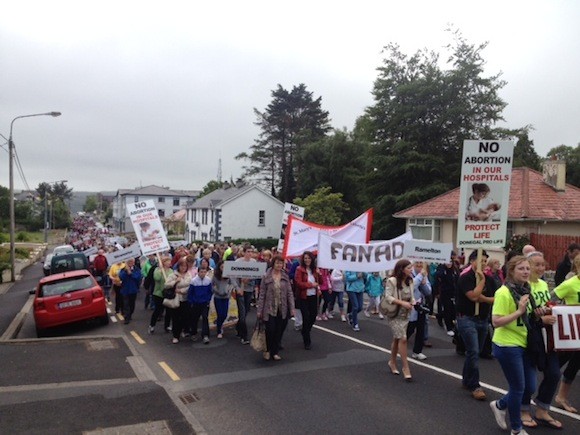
[59,299,82,309]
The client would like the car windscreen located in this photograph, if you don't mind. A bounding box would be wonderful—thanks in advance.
[52,257,87,273]
[40,276,95,297]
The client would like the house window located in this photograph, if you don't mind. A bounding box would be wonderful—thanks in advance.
[134,196,139,202]
[173,197,180,206]
[202,209,208,225]
[211,210,214,224]
[506,222,514,241]
[158,209,165,218]
[192,210,196,222]
[158,197,165,203]
[409,218,440,241]
[258,210,265,226]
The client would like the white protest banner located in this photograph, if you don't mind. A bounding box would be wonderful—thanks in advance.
[317,231,412,273]
[552,305,580,351]
[223,261,268,279]
[457,140,515,249]
[105,243,142,265]
[403,240,453,264]
[277,202,305,252]
[282,209,373,258]
[126,200,170,256]
[82,246,98,258]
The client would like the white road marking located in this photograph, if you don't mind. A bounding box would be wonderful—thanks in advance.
[313,324,580,421]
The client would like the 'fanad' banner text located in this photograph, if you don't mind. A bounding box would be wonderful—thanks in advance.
[126,200,170,256]
[282,209,373,258]
[552,305,580,351]
[457,140,514,248]
[317,231,412,272]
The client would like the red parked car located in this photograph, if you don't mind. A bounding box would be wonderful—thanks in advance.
[33,269,109,337]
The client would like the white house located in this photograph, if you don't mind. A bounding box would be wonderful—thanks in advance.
[185,182,284,242]
[113,185,200,233]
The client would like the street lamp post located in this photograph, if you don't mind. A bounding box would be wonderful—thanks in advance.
[8,112,61,282]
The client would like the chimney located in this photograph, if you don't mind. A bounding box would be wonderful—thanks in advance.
[542,159,566,192]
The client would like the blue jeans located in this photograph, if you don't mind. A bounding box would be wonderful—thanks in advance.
[493,344,537,432]
[347,291,363,327]
[330,291,344,310]
[457,316,489,390]
[214,297,229,334]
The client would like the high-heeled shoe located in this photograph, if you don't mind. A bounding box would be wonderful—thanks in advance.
[402,367,412,382]
[388,360,399,375]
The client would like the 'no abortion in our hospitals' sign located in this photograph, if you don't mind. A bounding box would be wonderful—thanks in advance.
[457,140,514,249]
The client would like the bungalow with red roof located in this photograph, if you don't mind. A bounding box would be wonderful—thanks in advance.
[393,161,580,268]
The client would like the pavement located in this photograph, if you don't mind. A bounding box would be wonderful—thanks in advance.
[0,245,200,434]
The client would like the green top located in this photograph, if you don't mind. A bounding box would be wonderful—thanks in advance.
[153,268,173,298]
[554,275,580,305]
[491,285,527,348]
[530,279,550,308]
[142,259,155,279]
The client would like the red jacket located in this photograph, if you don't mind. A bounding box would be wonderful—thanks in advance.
[294,266,322,300]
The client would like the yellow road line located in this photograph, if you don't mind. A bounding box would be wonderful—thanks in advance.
[158,362,180,381]
[117,313,125,321]
[130,331,146,345]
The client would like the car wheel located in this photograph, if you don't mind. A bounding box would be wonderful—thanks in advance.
[99,314,110,325]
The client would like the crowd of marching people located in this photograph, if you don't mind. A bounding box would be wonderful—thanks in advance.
[67,216,578,435]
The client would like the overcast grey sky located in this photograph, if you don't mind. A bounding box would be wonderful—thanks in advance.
[1,0,579,193]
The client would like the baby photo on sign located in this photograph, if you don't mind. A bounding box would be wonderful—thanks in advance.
[139,221,161,242]
[465,183,502,222]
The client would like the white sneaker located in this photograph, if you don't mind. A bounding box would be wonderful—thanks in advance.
[326,311,334,319]
[148,326,154,334]
[341,314,347,322]
[379,313,384,319]
[489,400,507,430]
[364,311,370,318]
[412,352,427,361]
[511,430,529,435]
[447,330,455,337]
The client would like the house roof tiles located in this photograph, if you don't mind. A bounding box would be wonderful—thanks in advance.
[394,167,580,221]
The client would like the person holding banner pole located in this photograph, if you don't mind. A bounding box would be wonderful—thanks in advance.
[118,258,143,325]
[294,251,322,350]
[550,255,580,414]
[233,246,257,345]
[108,261,125,315]
[523,252,562,429]
[164,258,193,344]
[456,250,496,401]
[149,255,173,334]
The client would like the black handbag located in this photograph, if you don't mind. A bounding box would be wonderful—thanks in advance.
[163,283,177,300]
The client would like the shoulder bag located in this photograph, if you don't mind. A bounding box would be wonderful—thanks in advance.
[380,277,400,318]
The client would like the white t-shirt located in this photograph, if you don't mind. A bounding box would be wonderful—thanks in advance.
[306,270,317,296]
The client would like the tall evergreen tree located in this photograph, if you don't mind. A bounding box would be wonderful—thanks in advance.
[364,31,510,238]
[237,84,331,202]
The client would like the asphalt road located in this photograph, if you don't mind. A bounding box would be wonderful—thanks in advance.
[2,261,580,434]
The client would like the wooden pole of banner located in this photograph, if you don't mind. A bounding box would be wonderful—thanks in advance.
[474,248,483,316]
[156,252,167,280]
